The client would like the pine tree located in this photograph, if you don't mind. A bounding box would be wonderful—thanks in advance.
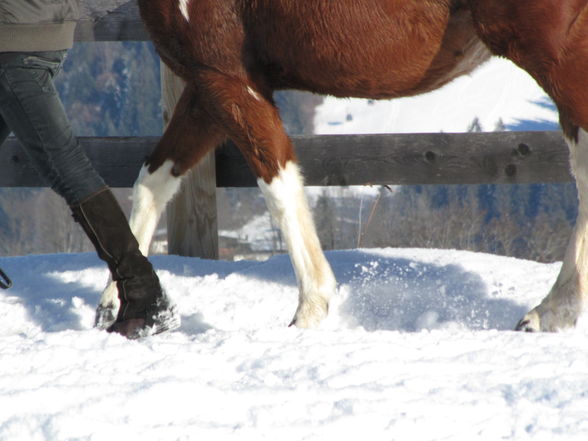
[468,117,483,132]
[494,118,506,131]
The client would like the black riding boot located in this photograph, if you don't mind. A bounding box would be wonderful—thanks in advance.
[71,188,180,338]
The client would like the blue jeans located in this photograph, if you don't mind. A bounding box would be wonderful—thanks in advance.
[0,51,105,205]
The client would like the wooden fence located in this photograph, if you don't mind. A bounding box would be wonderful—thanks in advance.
[0,1,573,259]
[0,132,573,188]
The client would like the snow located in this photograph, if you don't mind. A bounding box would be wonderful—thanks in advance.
[219,213,278,253]
[314,57,559,134]
[2,249,588,440]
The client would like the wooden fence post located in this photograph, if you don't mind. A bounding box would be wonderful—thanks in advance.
[160,63,219,259]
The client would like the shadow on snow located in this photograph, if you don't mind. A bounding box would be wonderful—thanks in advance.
[0,250,530,334]
[329,250,528,332]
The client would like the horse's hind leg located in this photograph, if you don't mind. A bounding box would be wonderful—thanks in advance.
[196,71,336,327]
[517,127,588,331]
[472,2,588,330]
[95,85,225,328]
[516,17,588,332]
[518,129,588,331]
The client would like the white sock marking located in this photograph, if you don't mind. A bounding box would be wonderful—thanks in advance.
[130,160,182,256]
[99,282,119,313]
[258,161,336,327]
[532,128,588,329]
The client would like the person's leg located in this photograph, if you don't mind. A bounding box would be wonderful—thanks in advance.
[0,51,105,203]
[0,114,10,145]
[0,51,179,337]
[0,115,12,289]
[71,188,179,337]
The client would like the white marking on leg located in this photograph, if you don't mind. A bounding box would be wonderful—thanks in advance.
[130,160,182,255]
[523,129,588,330]
[179,0,191,22]
[96,281,120,328]
[258,161,336,328]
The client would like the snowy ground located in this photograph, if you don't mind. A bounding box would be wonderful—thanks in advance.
[1,249,588,441]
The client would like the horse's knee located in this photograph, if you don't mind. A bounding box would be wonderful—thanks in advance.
[196,76,296,182]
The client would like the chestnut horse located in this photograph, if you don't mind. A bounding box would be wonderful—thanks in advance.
[97,0,588,332]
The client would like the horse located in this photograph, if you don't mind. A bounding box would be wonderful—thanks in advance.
[96,0,588,332]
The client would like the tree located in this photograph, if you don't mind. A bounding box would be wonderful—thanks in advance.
[314,190,338,250]
[468,117,483,132]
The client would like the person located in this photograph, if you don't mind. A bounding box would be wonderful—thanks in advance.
[0,0,179,338]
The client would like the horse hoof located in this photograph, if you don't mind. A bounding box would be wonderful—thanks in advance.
[515,310,541,332]
[515,319,536,332]
[290,301,329,329]
[95,304,117,330]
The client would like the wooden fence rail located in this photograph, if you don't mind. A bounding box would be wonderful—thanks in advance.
[0,132,572,188]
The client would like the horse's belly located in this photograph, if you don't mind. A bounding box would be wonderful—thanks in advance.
[264,57,431,99]
[250,1,489,99]
[261,39,489,100]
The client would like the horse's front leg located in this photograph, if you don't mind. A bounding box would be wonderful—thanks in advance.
[189,70,336,327]
[258,160,337,327]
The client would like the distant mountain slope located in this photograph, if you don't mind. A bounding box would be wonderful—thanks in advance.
[315,58,559,135]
